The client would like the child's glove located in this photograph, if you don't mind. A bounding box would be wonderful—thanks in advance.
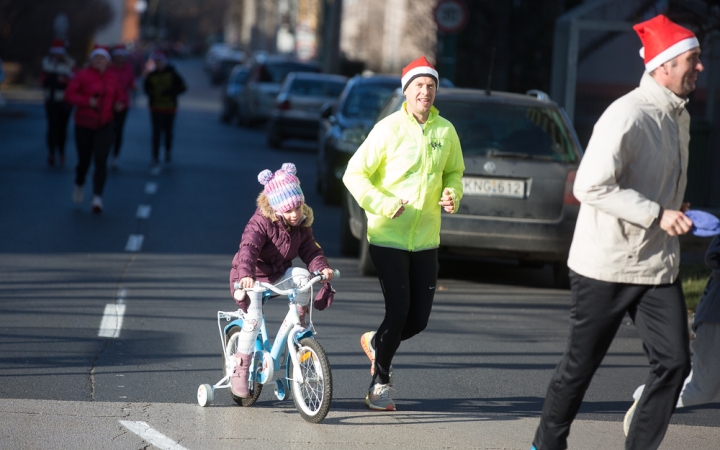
[313,283,335,311]
[233,290,250,313]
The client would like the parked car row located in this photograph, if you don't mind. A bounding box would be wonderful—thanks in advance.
[210,51,585,286]
[339,87,584,287]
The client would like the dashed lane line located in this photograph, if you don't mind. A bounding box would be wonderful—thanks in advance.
[125,234,144,252]
[145,182,158,194]
[119,421,189,450]
[98,304,126,338]
[137,204,152,219]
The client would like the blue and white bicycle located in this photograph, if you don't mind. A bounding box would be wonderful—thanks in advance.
[197,269,339,423]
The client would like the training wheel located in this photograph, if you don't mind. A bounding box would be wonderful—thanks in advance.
[197,384,214,406]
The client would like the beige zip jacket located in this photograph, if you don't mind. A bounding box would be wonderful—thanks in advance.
[567,72,690,285]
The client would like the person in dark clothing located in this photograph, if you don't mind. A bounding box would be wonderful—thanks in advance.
[40,38,75,166]
[108,44,136,169]
[64,45,122,213]
[143,52,186,168]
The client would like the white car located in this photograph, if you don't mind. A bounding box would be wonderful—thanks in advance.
[237,55,320,127]
[266,72,347,148]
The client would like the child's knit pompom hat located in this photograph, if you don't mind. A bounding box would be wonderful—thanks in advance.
[258,163,305,213]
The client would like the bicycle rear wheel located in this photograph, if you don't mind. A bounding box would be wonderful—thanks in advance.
[223,326,262,406]
[290,337,333,423]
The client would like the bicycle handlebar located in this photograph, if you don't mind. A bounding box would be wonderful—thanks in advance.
[233,269,340,297]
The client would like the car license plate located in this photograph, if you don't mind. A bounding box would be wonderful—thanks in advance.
[462,177,525,198]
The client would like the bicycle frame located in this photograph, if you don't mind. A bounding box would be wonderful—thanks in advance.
[198,270,338,419]
[214,275,326,393]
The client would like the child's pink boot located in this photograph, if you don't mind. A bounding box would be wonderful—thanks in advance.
[231,352,252,398]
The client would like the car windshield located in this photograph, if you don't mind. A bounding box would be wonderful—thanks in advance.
[259,62,319,83]
[436,100,578,162]
[342,83,398,119]
[289,79,346,97]
[232,69,249,84]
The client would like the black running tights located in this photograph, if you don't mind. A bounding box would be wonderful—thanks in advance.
[368,245,438,384]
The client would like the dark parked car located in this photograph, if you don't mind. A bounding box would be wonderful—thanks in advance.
[341,88,584,287]
[266,72,347,148]
[210,50,245,85]
[220,65,250,124]
[237,55,320,126]
[316,74,399,204]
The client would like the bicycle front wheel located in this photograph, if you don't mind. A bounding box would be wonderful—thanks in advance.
[224,326,262,407]
[290,337,333,423]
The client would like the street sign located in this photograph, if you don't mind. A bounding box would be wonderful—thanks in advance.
[434,0,468,34]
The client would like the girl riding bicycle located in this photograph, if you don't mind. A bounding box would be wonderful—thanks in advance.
[229,163,335,399]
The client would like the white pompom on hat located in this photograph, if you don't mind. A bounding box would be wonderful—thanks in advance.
[633,14,699,72]
[111,44,128,57]
[401,56,439,92]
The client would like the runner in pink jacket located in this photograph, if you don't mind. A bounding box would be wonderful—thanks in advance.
[64,45,122,213]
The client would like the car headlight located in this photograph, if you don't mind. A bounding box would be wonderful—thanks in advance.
[336,127,367,153]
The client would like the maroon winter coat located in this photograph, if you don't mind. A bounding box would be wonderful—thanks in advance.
[230,193,329,296]
[65,66,121,129]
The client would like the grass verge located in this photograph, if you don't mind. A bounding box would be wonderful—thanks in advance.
[681,262,711,312]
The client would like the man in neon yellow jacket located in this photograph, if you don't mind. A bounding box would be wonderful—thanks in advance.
[343,56,464,411]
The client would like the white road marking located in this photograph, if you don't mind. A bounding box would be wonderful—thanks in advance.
[119,421,188,450]
[137,205,152,219]
[125,234,144,252]
[98,304,126,338]
[145,182,158,194]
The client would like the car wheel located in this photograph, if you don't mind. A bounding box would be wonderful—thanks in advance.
[316,154,325,194]
[322,176,341,205]
[267,125,282,148]
[552,262,570,289]
[316,170,323,193]
[339,193,359,256]
[358,219,376,276]
[220,110,231,124]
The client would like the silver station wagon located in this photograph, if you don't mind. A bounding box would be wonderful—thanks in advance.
[341,88,583,288]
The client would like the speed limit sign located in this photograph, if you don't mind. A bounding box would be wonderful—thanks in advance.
[434,0,468,34]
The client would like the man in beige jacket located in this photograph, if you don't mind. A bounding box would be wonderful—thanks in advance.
[532,15,703,450]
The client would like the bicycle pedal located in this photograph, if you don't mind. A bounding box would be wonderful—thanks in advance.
[274,379,286,400]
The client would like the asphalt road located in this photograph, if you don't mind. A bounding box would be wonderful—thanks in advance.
[0,59,718,449]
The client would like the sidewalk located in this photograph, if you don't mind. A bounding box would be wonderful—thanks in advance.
[1,398,718,449]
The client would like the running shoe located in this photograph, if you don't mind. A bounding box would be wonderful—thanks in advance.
[360,331,394,383]
[72,185,84,204]
[366,383,395,411]
[623,397,638,436]
[91,195,103,213]
[623,384,645,436]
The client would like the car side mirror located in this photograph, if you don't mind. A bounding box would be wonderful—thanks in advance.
[320,102,335,120]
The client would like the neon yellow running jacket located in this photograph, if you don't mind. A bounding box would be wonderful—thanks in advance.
[343,103,465,251]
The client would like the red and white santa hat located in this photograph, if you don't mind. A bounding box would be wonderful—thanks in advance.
[49,38,67,55]
[111,44,128,56]
[401,56,439,92]
[633,14,699,72]
[89,45,111,60]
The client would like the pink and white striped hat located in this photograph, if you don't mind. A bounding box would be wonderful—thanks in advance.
[258,163,305,213]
